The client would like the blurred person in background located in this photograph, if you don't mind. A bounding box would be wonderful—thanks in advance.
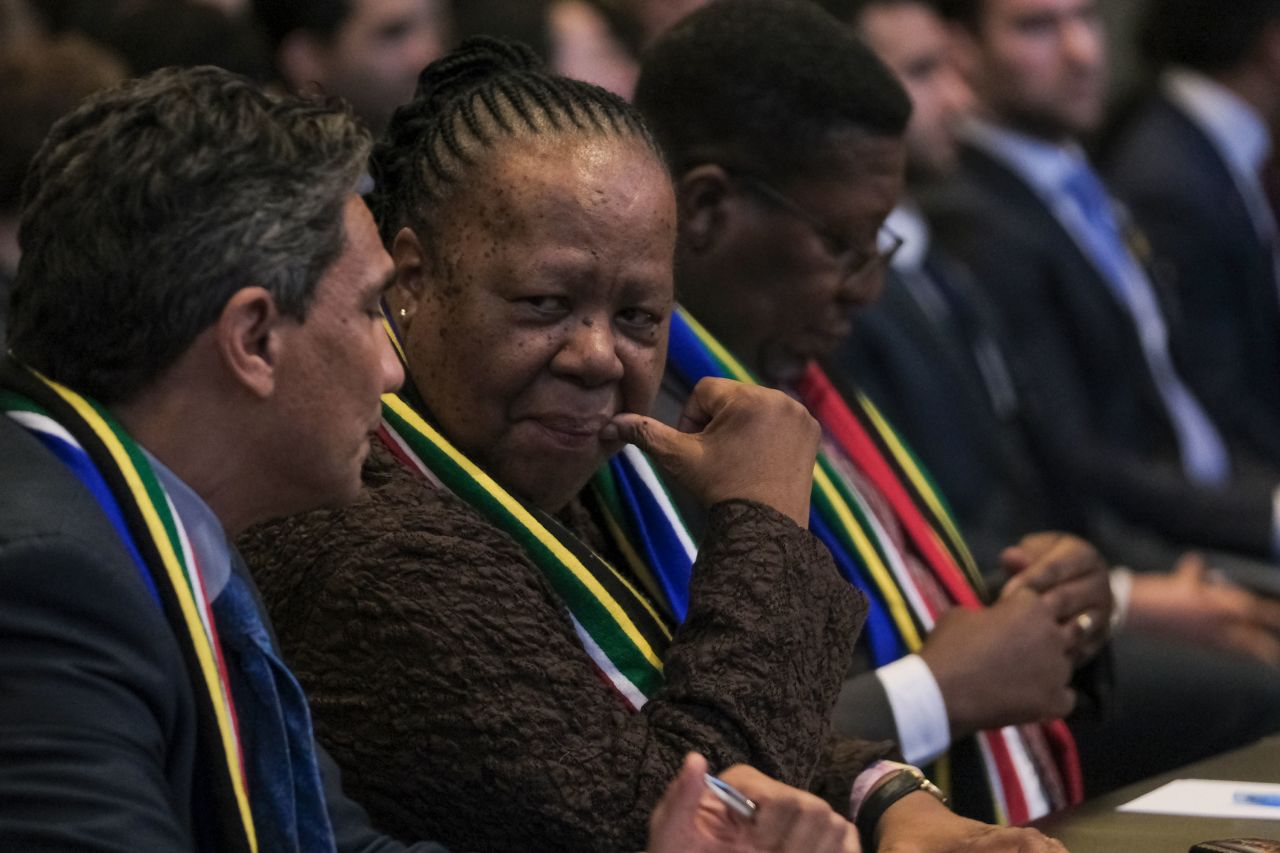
[193,0,252,17]
[0,0,40,45]
[548,0,643,97]
[632,0,708,45]
[822,0,1280,798]
[932,0,1280,567]
[448,0,554,61]
[95,0,272,80]
[17,0,270,80]
[450,0,643,98]
[0,33,125,339]
[1106,0,1280,474]
[22,0,133,39]
[252,0,448,132]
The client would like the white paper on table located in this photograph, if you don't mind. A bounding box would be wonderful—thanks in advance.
[1118,779,1280,820]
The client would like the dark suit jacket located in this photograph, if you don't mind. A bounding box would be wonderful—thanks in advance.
[832,257,1068,568]
[0,414,445,852]
[0,266,10,341]
[930,142,1276,558]
[1106,94,1280,467]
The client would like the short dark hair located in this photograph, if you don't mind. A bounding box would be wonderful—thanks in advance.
[1139,0,1280,73]
[933,0,984,30]
[367,35,663,246]
[632,0,911,182]
[814,0,919,26]
[251,0,352,49]
[9,65,371,403]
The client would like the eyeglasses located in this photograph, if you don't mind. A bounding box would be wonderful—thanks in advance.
[728,170,904,281]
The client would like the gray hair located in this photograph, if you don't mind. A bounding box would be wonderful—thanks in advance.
[8,64,372,403]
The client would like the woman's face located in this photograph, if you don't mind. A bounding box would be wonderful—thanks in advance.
[393,134,677,512]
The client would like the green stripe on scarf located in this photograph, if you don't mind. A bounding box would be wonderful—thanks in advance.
[1,361,257,851]
[380,394,670,702]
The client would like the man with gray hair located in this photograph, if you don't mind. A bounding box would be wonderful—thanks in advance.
[0,63,423,852]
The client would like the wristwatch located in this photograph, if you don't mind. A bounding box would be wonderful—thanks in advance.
[854,766,948,849]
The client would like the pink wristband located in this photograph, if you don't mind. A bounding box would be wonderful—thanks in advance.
[849,760,915,822]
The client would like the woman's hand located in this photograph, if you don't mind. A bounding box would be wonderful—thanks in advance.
[875,791,1068,852]
[647,754,860,853]
[607,377,820,527]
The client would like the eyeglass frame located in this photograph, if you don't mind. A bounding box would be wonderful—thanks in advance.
[721,168,904,281]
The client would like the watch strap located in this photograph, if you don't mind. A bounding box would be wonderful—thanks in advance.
[854,768,946,849]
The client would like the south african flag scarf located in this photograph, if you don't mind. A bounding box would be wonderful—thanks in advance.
[376,314,695,711]
[0,358,257,852]
[659,307,1083,824]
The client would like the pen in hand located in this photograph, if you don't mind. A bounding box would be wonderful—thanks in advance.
[704,773,757,820]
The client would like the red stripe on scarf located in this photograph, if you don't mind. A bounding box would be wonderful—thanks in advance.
[377,424,428,481]
[1045,720,1085,805]
[985,730,1031,824]
[795,361,1083,813]
[796,364,980,608]
[193,551,247,791]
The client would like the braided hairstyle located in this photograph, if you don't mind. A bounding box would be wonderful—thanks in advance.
[367,36,663,246]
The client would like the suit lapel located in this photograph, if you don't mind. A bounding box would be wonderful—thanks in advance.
[956,143,1179,449]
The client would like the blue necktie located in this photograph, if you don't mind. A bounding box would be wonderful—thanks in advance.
[1061,163,1231,487]
[213,569,337,853]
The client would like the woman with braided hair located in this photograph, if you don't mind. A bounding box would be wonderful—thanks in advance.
[241,37,1064,853]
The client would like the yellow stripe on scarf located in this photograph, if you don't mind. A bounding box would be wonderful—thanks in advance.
[38,372,257,852]
[382,393,669,667]
[677,309,923,648]
[857,393,983,591]
[812,465,923,651]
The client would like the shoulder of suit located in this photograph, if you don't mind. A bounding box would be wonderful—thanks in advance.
[0,415,126,552]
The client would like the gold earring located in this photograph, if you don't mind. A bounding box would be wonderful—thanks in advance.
[398,308,407,318]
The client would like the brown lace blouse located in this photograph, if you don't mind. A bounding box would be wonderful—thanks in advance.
[239,440,892,852]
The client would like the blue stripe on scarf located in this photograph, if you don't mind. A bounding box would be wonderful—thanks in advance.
[606,455,692,622]
[808,511,904,666]
[666,311,724,388]
[665,309,900,663]
[25,426,163,607]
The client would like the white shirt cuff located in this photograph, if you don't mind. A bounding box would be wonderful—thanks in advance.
[875,654,951,766]
[1109,567,1133,632]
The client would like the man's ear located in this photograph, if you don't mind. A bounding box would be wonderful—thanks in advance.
[215,286,284,400]
[277,30,329,92]
[674,164,736,255]
[388,226,430,331]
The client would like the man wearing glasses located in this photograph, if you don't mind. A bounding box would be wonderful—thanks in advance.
[632,0,1111,826]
